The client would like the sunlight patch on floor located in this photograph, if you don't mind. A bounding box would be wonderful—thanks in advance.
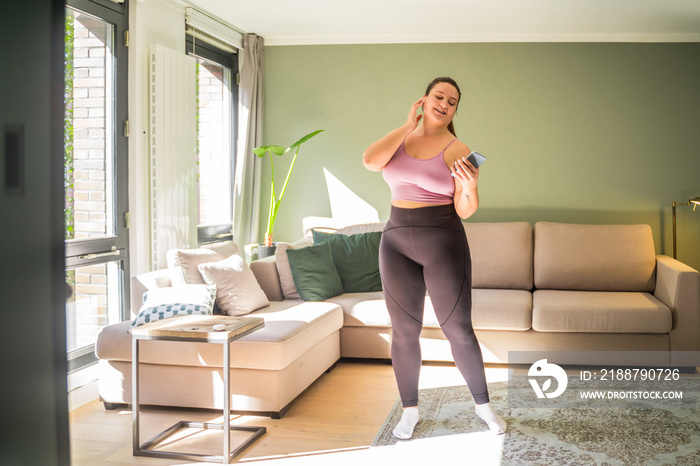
[235,431,504,465]
[418,363,510,390]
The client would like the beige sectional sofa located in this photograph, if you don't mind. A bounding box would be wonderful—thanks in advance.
[95,221,700,418]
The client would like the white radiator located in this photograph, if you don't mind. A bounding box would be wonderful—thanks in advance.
[149,44,197,269]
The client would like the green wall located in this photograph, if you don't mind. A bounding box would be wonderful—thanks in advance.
[261,43,700,271]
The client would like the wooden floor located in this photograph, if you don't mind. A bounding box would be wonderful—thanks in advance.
[69,360,698,465]
[69,360,509,465]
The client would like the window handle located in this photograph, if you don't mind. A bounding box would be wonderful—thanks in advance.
[213,232,233,239]
[78,246,121,260]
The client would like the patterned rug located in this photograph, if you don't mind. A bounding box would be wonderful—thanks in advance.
[372,378,700,465]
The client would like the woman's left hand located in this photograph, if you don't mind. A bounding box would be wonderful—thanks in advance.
[451,156,479,192]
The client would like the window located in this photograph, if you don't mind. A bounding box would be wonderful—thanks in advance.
[64,0,129,371]
[186,35,238,245]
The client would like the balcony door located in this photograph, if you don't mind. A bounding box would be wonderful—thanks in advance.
[64,0,128,371]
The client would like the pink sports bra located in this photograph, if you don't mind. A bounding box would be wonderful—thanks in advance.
[382,139,456,204]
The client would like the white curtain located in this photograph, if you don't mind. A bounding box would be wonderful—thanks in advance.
[233,33,265,248]
[149,45,197,269]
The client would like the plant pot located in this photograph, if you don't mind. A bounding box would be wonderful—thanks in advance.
[257,243,278,259]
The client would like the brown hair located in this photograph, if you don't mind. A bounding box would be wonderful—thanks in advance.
[425,77,461,137]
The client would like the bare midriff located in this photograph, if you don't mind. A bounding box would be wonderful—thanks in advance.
[391,199,453,209]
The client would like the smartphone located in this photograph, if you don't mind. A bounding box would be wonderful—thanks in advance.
[467,151,486,168]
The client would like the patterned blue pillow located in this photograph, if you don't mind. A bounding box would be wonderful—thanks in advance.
[129,284,216,331]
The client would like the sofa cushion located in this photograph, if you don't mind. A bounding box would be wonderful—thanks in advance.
[198,253,270,316]
[533,290,672,333]
[312,230,383,293]
[96,301,343,371]
[472,289,532,331]
[465,222,533,290]
[249,256,285,302]
[326,289,532,331]
[534,222,656,292]
[286,242,344,301]
[325,292,403,327]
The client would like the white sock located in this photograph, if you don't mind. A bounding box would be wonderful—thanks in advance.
[475,402,507,434]
[392,407,419,439]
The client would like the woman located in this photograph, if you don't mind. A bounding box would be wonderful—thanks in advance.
[363,77,506,438]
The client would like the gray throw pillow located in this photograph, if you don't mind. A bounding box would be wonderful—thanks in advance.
[275,237,314,300]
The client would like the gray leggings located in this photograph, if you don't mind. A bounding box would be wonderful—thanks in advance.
[379,204,489,407]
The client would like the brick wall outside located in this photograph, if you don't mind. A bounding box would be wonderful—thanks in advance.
[197,61,231,227]
[73,264,108,349]
[73,16,108,241]
[67,16,112,351]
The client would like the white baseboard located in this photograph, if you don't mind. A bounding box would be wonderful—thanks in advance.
[68,363,100,411]
[69,379,99,411]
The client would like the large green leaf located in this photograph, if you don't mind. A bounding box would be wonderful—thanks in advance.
[287,130,324,151]
[254,129,324,244]
[253,145,285,157]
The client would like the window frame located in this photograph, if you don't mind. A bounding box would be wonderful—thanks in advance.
[186,34,239,245]
[64,0,129,372]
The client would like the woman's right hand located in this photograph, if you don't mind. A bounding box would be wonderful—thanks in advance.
[406,97,424,131]
[363,97,424,171]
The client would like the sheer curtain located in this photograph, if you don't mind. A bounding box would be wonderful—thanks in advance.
[233,33,264,248]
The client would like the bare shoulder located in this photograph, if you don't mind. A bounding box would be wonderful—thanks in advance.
[444,139,471,164]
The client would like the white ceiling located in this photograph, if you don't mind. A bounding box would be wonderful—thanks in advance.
[186,0,700,46]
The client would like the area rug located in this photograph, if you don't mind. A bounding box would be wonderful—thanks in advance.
[372,378,700,465]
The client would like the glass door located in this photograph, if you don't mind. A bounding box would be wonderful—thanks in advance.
[64,0,129,371]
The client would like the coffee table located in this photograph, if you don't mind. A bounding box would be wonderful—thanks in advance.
[131,314,266,463]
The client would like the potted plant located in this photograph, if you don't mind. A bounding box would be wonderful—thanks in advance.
[253,129,324,258]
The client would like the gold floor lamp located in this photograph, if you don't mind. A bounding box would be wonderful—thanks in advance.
[672,196,700,259]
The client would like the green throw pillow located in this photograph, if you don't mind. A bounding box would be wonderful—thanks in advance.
[286,241,343,301]
[312,230,382,293]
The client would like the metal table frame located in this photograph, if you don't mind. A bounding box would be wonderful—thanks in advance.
[132,325,266,463]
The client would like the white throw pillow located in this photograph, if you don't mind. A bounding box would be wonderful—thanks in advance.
[129,284,216,331]
[198,253,270,316]
[167,242,240,286]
